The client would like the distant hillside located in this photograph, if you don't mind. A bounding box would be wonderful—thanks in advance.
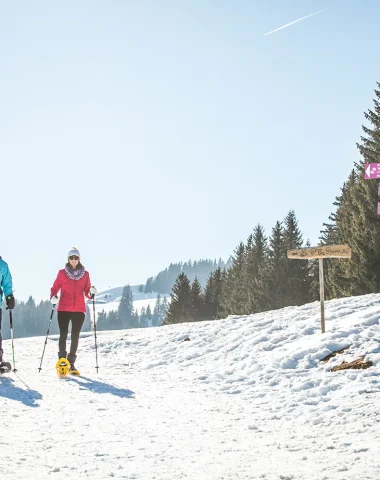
[92,285,162,316]
[143,258,230,294]
[91,258,231,324]
[94,285,153,304]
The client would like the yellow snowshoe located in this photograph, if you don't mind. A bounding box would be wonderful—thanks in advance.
[69,365,80,375]
[55,358,70,377]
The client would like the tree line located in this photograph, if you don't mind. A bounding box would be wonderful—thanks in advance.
[143,259,229,294]
[163,210,316,324]
[163,82,380,324]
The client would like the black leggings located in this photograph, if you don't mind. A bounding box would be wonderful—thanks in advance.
[58,311,85,356]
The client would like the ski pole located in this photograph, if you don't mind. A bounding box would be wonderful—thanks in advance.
[38,304,56,372]
[92,298,99,373]
[9,310,17,373]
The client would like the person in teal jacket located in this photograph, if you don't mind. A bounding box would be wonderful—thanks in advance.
[0,256,15,364]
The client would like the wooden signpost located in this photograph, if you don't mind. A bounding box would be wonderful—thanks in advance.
[287,245,352,333]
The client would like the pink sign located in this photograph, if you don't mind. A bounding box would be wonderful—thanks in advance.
[364,163,380,179]
[378,202,380,216]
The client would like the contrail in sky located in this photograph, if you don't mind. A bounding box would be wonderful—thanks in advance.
[264,8,326,36]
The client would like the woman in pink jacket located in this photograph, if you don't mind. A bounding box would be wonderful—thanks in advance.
[50,247,96,374]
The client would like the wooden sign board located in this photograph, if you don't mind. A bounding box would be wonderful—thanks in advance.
[287,244,351,260]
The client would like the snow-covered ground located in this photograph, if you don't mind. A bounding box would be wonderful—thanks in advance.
[2,293,380,479]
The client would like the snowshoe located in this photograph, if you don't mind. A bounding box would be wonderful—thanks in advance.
[0,362,12,374]
[69,364,80,375]
[55,358,70,377]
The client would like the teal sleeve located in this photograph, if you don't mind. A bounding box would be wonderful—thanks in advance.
[2,263,13,297]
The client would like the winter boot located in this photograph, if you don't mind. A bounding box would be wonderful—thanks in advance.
[0,347,9,370]
[67,354,80,375]
[0,362,11,373]
[58,351,67,360]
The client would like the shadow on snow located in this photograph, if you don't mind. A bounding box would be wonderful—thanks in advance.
[0,376,42,408]
[66,376,134,398]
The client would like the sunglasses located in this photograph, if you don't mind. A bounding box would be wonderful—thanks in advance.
[69,255,79,260]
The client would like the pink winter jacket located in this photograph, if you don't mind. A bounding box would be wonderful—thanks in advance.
[50,269,91,313]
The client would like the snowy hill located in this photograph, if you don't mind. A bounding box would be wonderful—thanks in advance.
[2,293,380,479]
[92,284,169,316]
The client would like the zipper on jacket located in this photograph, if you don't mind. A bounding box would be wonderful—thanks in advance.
[74,279,76,310]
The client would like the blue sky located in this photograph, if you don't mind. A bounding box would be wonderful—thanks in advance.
[1,0,379,302]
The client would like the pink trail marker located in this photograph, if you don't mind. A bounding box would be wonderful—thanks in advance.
[364,163,380,179]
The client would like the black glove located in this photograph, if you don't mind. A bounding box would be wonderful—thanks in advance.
[6,294,15,310]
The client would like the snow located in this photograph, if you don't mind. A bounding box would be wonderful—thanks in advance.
[2,293,380,479]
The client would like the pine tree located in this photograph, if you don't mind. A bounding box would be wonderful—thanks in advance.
[319,84,380,299]
[327,88,380,297]
[267,221,287,309]
[303,239,320,302]
[25,296,37,336]
[283,210,311,306]
[139,306,147,328]
[190,277,204,321]
[108,310,120,330]
[244,224,270,313]
[221,242,247,315]
[145,305,153,327]
[163,273,193,324]
[117,285,134,329]
[144,277,153,293]
[204,267,224,319]
[152,293,161,326]
[139,306,153,328]
[340,85,380,295]
[322,170,357,298]
[160,297,168,324]
[131,310,139,329]
[96,310,108,331]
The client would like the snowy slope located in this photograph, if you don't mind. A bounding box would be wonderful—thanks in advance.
[92,285,169,316]
[2,293,380,479]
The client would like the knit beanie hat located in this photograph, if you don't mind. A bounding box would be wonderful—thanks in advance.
[68,246,80,259]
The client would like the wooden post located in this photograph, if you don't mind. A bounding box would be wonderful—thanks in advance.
[319,258,325,334]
